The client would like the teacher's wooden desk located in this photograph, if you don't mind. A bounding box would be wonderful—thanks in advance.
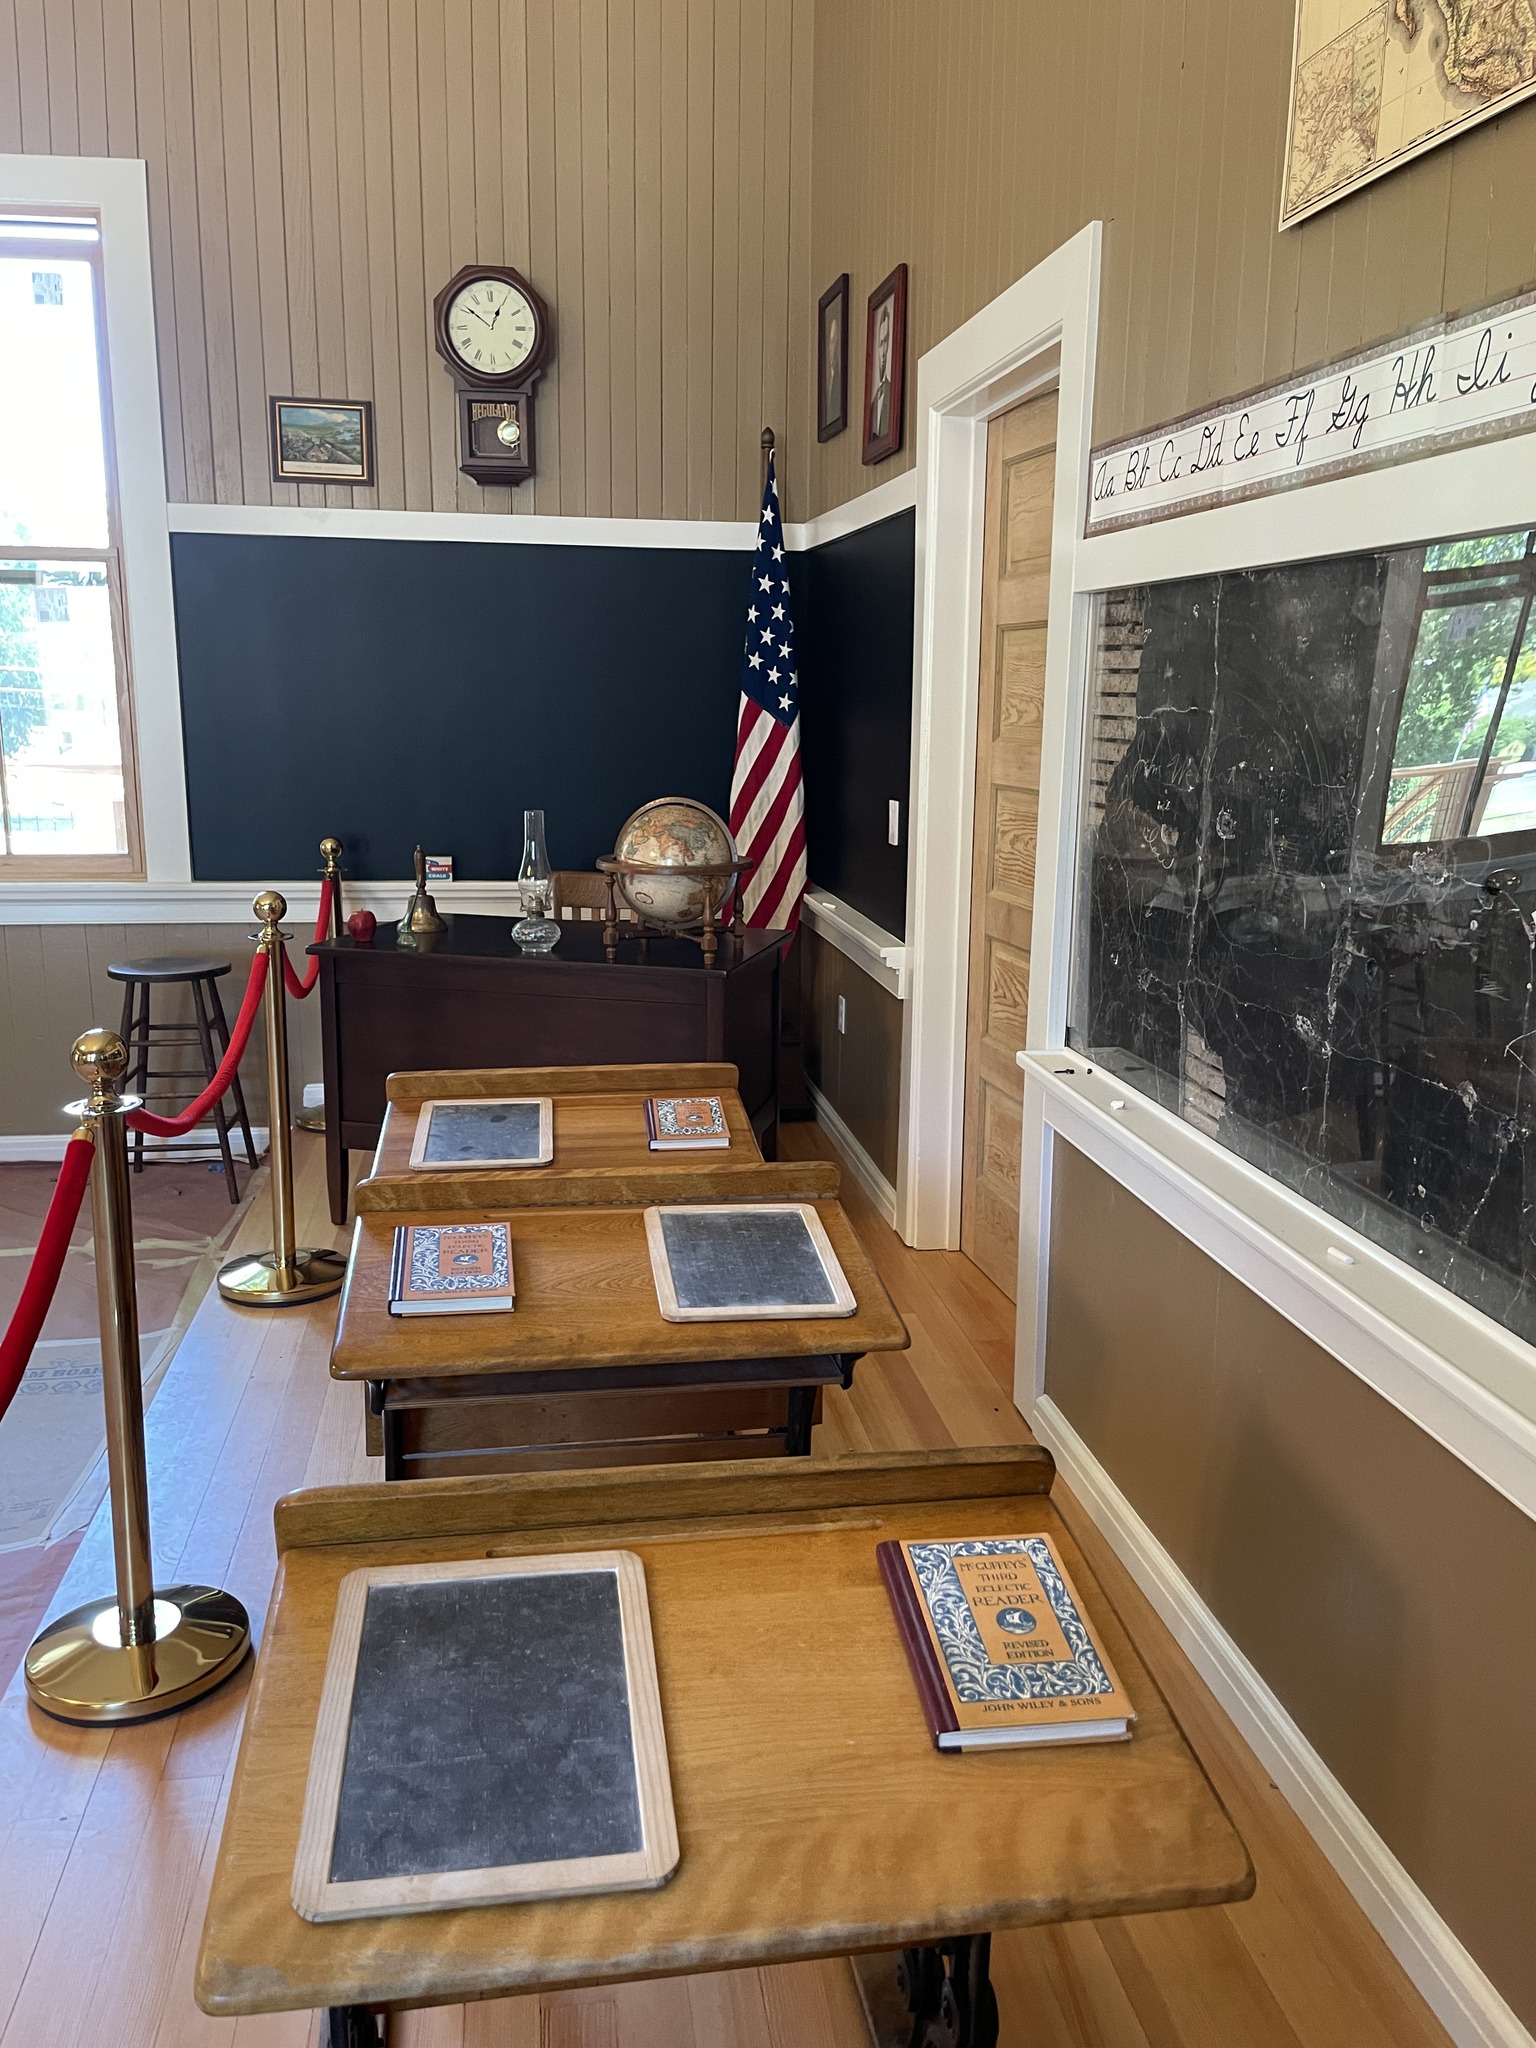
[332,1170,908,1478]
[353,1060,763,1215]
[196,1448,1254,2048]
[311,920,789,1224]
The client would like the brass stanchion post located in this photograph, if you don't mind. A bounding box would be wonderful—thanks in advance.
[320,833,345,939]
[24,1031,251,1723]
[296,836,343,1134]
[217,893,346,1308]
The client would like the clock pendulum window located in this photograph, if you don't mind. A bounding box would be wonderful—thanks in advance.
[431,264,553,485]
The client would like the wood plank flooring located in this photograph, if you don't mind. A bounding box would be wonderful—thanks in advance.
[0,1126,1455,2048]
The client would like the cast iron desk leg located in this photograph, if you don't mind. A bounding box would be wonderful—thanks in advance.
[784,1384,816,1456]
[858,1935,999,2048]
[368,1383,405,1482]
[324,2008,384,2047]
[381,1406,405,1482]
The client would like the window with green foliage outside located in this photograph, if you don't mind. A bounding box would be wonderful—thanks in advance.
[1382,530,1536,846]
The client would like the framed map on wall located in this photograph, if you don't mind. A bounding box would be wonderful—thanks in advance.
[1281,1,1536,229]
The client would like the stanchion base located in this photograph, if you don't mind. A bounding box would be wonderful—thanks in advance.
[24,1584,251,1725]
[217,1246,347,1307]
[295,1106,325,1132]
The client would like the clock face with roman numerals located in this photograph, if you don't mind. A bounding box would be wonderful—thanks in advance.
[444,275,541,379]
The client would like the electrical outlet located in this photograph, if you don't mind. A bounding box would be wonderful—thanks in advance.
[837,994,847,1034]
[888,799,901,846]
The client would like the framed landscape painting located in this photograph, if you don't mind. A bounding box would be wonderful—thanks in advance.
[269,397,375,485]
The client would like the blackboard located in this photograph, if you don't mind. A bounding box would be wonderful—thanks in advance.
[410,1097,553,1168]
[292,1552,678,1920]
[170,532,745,883]
[644,1203,857,1321]
[797,509,915,939]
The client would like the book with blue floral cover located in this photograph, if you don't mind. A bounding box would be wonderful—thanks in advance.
[877,1534,1134,1750]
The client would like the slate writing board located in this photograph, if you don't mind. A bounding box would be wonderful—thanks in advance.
[409,1098,553,1170]
[644,1203,858,1322]
[292,1552,679,1921]
[332,1572,640,1881]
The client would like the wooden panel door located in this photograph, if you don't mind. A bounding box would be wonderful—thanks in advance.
[960,391,1058,1297]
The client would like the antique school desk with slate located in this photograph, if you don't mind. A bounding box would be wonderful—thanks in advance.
[311,919,791,1224]
[353,1061,765,1214]
[196,1447,1255,2048]
[335,1061,908,1477]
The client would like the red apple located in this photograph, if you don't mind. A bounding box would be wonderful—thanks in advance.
[346,908,377,943]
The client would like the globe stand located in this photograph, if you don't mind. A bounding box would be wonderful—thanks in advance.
[595,856,754,963]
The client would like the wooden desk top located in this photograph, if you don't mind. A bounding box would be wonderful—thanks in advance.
[331,1186,907,1380]
[356,1063,764,1214]
[196,1449,1253,2016]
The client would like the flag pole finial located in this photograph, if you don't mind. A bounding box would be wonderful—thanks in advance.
[760,425,775,452]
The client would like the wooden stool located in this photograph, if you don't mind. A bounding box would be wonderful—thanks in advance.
[106,956,259,1202]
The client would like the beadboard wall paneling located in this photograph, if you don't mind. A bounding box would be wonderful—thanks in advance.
[0,921,323,1136]
[0,0,813,521]
[805,0,1536,517]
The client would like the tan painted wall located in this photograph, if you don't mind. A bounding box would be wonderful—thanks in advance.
[1046,1138,1536,2030]
[0,0,812,521]
[0,923,322,1136]
[10,2,1533,526]
[805,0,1536,517]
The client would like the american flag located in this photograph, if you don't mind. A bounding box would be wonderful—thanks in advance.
[729,453,806,929]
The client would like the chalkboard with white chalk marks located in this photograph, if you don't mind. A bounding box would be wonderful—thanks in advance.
[292,1552,679,1921]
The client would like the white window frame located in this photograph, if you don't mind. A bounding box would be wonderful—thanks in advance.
[1014,388,1536,1525]
[0,155,190,904]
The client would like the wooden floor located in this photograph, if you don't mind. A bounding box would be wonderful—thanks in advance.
[0,1125,1454,2048]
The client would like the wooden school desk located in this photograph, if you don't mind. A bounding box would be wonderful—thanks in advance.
[332,1167,909,1477]
[312,920,790,1224]
[195,1447,1254,2048]
[353,1061,763,1215]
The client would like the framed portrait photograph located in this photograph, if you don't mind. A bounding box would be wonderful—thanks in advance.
[861,264,908,466]
[269,396,375,485]
[817,273,849,442]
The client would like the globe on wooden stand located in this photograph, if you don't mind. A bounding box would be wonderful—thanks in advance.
[596,797,753,962]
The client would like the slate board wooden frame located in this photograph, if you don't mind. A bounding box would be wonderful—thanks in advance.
[644,1203,858,1322]
[408,1098,555,1171]
[291,1551,678,1922]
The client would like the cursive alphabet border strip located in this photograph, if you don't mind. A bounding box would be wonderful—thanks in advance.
[1086,288,1536,538]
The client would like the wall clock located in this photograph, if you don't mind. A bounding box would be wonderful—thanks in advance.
[431,264,552,485]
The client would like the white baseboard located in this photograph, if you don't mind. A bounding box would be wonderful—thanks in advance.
[0,1128,269,1162]
[806,1081,898,1228]
[1032,1393,1534,2048]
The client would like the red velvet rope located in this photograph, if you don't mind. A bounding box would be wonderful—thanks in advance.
[281,876,335,1001]
[124,950,269,1139]
[0,1134,95,1426]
